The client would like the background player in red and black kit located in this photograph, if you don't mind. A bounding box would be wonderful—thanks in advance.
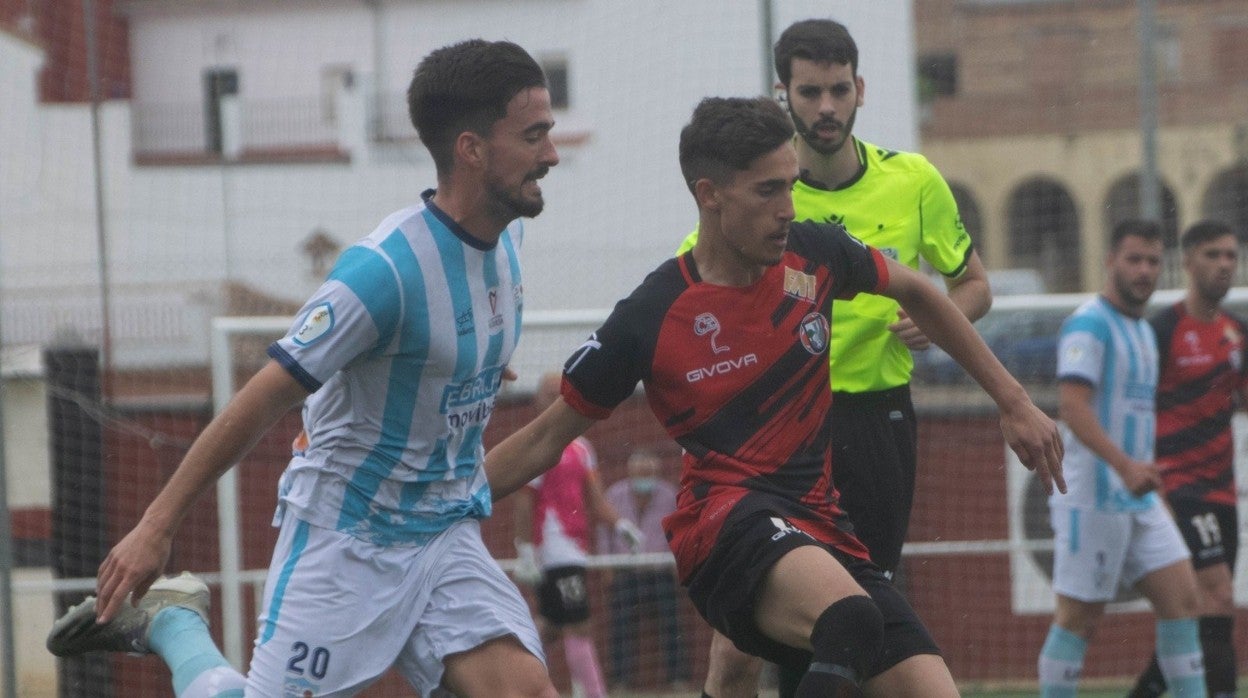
[1130,220,1246,698]
[486,96,1064,697]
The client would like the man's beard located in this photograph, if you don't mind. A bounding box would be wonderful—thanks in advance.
[1113,273,1155,308]
[791,105,857,156]
[1197,277,1231,305]
[486,169,547,219]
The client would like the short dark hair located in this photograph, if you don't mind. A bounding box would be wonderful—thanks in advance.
[1109,218,1164,251]
[1180,219,1237,251]
[774,19,858,86]
[407,39,547,175]
[678,97,795,194]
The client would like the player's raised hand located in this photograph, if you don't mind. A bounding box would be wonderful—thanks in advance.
[999,399,1066,496]
[94,521,173,624]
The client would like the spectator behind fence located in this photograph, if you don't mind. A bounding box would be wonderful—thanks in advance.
[598,449,687,691]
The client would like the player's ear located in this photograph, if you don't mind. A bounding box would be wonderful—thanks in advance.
[855,74,866,107]
[693,178,721,212]
[455,131,487,169]
[774,81,787,106]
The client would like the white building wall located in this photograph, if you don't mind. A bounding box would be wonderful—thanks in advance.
[3,0,915,368]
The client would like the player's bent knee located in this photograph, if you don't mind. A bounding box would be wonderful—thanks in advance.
[442,636,554,698]
[809,595,884,683]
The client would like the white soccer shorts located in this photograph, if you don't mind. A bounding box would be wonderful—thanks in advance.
[243,510,544,697]
[1049,501,1190,603]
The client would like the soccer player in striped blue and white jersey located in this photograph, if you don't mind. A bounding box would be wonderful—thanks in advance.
[1038,220,1206,698]
[48,39,562,698]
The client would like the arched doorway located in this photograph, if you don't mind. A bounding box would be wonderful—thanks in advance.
[1007,177,1081,292]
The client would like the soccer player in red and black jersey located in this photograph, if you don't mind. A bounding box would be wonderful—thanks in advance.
[486,96,1064,697]
[1130,220,1245,698]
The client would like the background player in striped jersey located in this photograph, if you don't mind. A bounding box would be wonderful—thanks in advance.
[1038,220,1205,698]
[511,372,644,698]
[488,96,1064,698]
[47,39,561,698]
[1130,220,1245,698]
[679,19,991,698]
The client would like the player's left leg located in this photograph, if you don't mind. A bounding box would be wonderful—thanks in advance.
[1192,563,1238,698]
[1189,502,1239,698]
[753,545,885,697]
[1128,505,1205,698]
[847,556,950,698]
[1131,499,1239,698]
[1134,561,1205,698]
[399,519,553,698]
[441,635,558,698]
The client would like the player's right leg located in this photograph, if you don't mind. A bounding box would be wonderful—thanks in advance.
[47,571,246,698]
[1040,504,1128,697]
[701,629,766,698]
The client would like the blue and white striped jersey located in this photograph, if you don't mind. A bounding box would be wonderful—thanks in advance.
[267,192,524,546]
[1053,296,1159,513]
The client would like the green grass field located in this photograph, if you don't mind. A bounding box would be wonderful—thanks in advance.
[620,681,1248,697]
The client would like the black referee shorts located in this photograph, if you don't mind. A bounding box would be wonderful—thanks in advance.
[831,385,917,576]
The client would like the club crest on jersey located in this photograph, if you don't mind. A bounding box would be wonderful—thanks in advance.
[798,311,830,354]
[694,312,729,354]
[488,286,504,333]
[292,303,334,346]
[783,267,817,302]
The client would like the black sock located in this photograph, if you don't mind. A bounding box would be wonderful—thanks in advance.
[795,596,884,698]
[1128,653,1165,698]
[1199,615,1236,697]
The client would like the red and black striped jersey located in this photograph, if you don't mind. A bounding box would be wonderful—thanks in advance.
[1150,301,1248,506]
[560,221,887,582]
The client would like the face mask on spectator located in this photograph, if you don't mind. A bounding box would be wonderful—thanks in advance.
[630,477,656,495]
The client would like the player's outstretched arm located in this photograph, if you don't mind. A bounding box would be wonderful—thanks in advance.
[95,360,309,623]
[879,257,1066,495]
[487,398,596,502]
